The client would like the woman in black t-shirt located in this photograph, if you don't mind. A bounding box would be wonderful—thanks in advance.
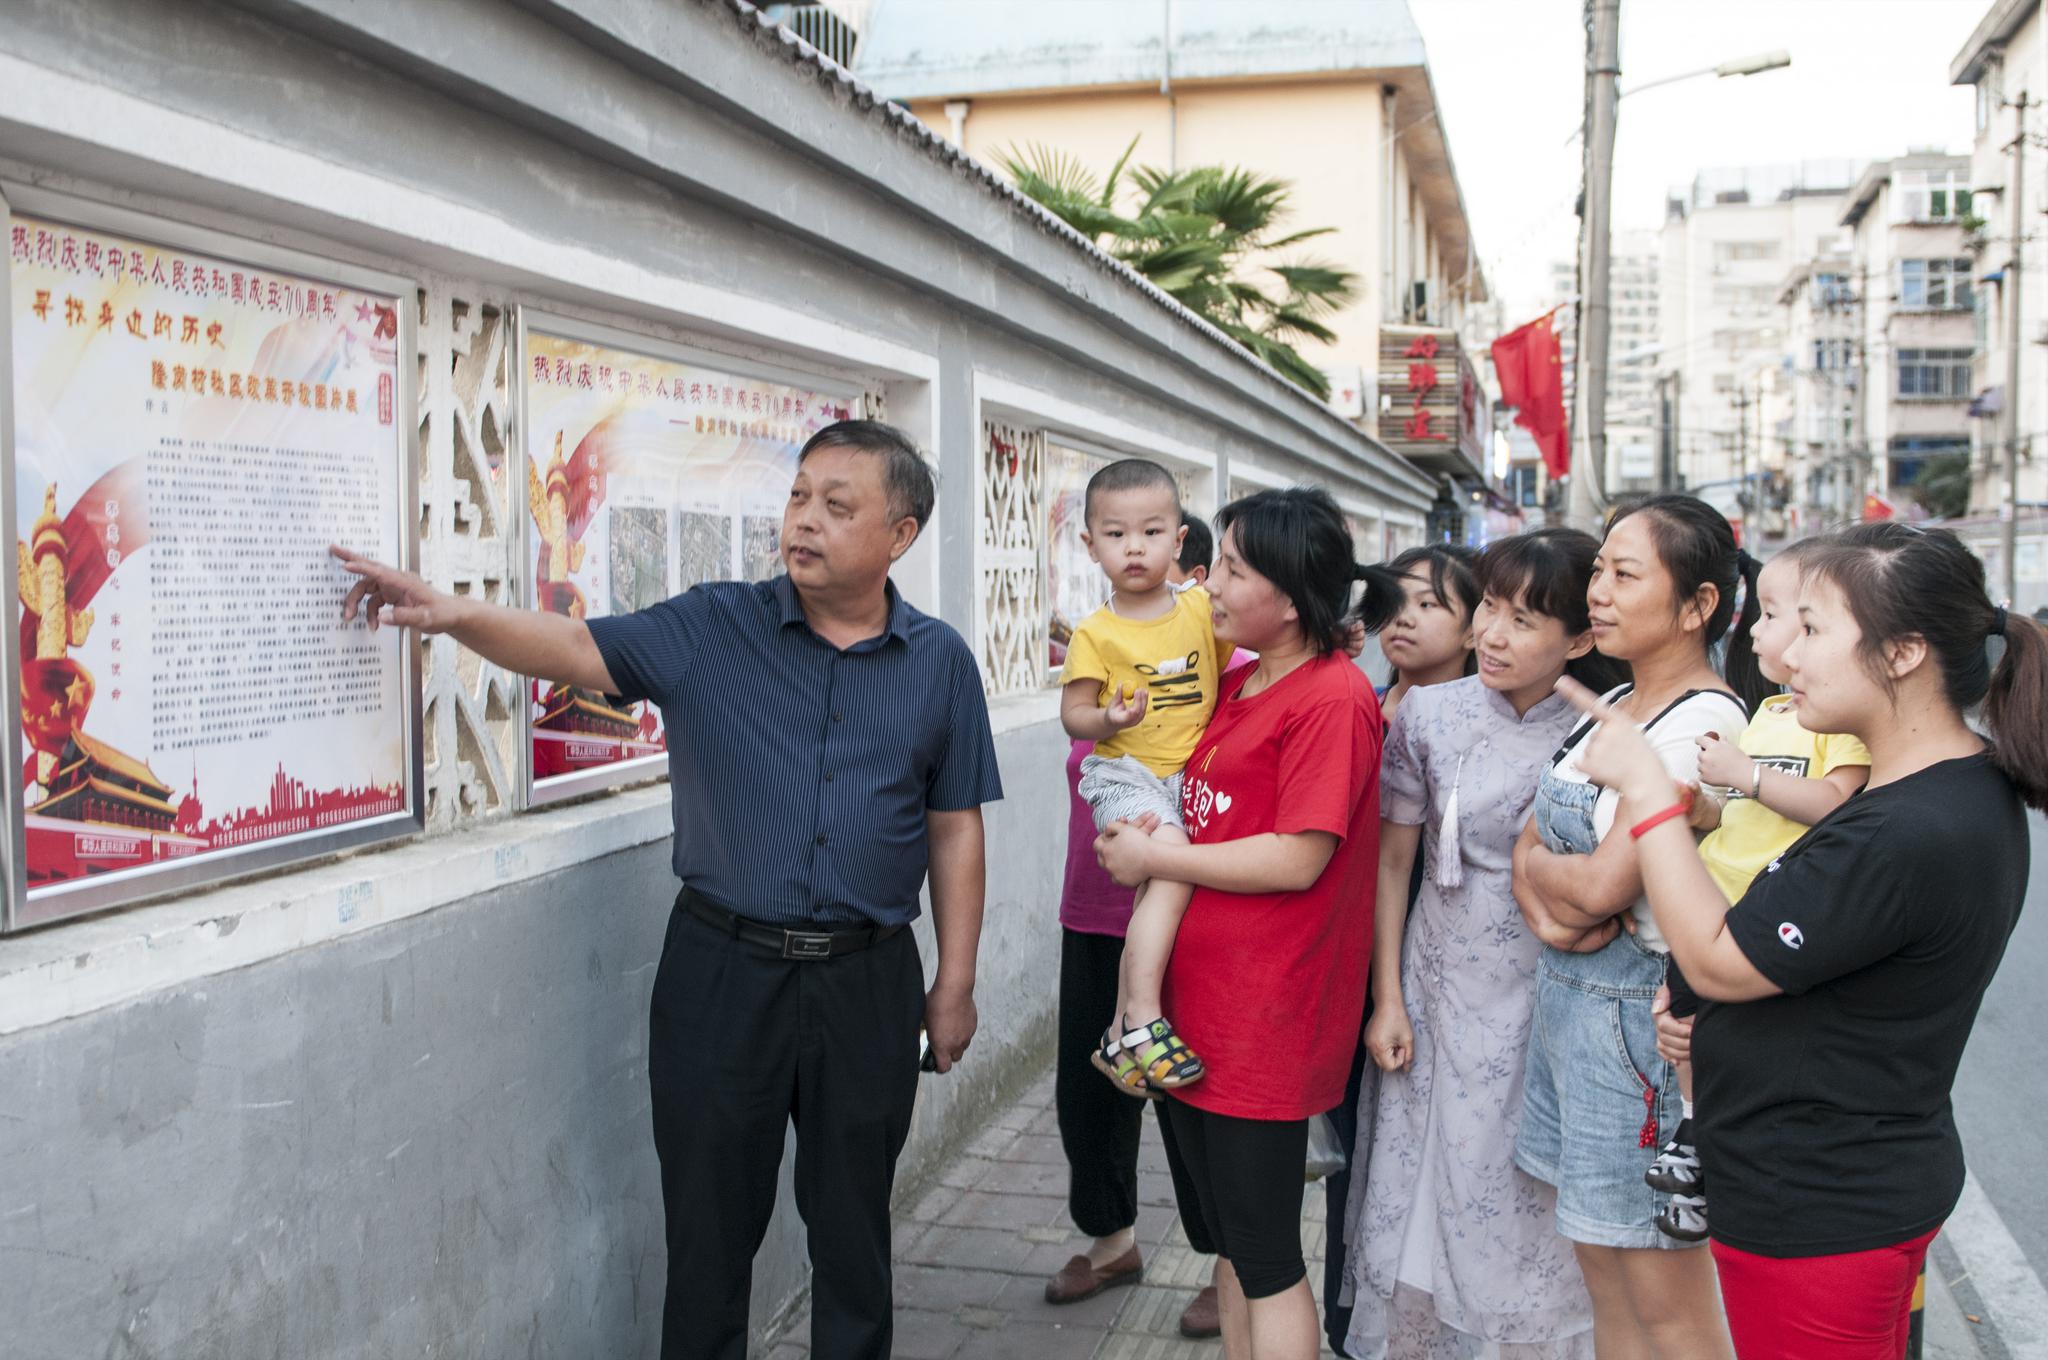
[1550,522,2048,1360]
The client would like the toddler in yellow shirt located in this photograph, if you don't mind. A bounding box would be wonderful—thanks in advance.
[1649,538,1871,1241]
[1060,460,1236,1095]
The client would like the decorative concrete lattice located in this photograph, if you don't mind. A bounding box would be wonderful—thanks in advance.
[415,283,523,827]
[978,420,1046,697]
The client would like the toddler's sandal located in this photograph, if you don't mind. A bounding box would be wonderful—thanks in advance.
[1090,1027,1159,1099]
[1124,1018,1204,1089]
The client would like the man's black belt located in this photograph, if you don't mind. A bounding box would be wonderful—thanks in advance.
[680,888,905,961]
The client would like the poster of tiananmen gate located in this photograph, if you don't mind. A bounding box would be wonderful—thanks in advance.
[5,203,418,926]
[518,315,857,804]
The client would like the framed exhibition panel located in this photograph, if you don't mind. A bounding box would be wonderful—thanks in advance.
[513,310,862,806]
[2,186,424,929]
[1043,439,1114,682]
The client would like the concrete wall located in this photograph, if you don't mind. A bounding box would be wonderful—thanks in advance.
[0,1,1431,1355]
[0,714,1068,1360]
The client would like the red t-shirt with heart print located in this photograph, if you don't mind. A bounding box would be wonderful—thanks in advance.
[1162,651,1381,1121]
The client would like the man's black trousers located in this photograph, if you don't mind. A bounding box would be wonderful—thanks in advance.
[650,903,923,1360]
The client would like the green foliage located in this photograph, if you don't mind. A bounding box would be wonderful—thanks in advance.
[1911,451,1972,519]
[998,138,1356,401]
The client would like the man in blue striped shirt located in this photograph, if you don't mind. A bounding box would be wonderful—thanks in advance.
[335,421,1002,1360]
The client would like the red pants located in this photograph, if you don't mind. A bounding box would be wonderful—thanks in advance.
[1711,1227,1939,1360]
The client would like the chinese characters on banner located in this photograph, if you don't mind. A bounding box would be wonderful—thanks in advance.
[522,328,854,792]
[8,214,409,911]
[1044,442,1112,674]
[1378,326,1463,457]
[1402,334,1442,441]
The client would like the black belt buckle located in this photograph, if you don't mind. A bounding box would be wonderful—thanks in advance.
[781,930,834,961]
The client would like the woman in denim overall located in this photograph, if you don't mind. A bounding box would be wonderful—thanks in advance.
[1511,497,1769,1360]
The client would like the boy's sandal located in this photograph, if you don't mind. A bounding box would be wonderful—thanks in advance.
[1090,1028,1161,1100]
[1122,1017,1204,1089]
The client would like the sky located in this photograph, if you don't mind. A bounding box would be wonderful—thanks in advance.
[1410,0,1987,320]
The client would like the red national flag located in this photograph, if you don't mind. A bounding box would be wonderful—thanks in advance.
[1492,314,1569,480]
[59,460,147,614]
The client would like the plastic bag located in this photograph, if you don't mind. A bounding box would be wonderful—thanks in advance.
[1304,1112,1347,1182]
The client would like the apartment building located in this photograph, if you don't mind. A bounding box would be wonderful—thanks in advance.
[1953,0,2048,524]
[854,0,1494,483]
[1844,154,1978,498]
[1657,163,1859,503]
[1776,253,1862,530]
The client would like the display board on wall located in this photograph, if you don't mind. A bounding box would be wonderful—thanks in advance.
[517,313,859,804]
[4,192,421,928]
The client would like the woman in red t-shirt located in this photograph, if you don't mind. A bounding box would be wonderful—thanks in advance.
[1098,487,1401,1360]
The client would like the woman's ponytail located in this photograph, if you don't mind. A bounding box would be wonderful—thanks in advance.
[1721,548,1772,713]
[1351,561,1405,635]
[1215,486,1404,655]
[1986,610,2048,812]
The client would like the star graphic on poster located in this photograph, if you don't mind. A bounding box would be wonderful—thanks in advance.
[355,300,374,324]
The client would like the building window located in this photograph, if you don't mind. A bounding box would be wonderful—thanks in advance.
[1899,258,1975,310]
[1812,272,1853,306]
[1895,348,1974,399]
[1713,240,1781,263]
[1887,436,1969,489]
[1812,338,1854,371]
[1978,60,2003,134]
[1897,170,1974,223]
[1504,464,1541,507]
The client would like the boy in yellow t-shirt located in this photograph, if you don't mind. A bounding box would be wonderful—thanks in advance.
[1648,541,1871,1242]
[1060,460,1236,1095]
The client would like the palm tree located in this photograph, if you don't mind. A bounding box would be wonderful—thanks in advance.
[998,138,1357,401]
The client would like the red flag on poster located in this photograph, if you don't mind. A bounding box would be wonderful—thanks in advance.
[561,428,611,542]
[1492,313,1569,480]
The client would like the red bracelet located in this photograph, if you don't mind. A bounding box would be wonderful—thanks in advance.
[1630,802,1690,839]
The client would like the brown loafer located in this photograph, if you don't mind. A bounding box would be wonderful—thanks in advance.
[1179,1284,1221,1338]
[1043,1244,1143,1304]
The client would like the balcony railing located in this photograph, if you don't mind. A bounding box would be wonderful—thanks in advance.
[764,3,860,69]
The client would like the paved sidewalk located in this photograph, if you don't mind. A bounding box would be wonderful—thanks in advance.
[764,1067,1341,1359]
[764,1062,1994,1359]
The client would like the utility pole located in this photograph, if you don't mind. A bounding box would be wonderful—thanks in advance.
[1847,266,1868,525]
[1571,0,1621,529]
[1851,268,1867,522]
[1733,382,1753,542]
[1656,370,1680,493]
[2002,90,2027,606]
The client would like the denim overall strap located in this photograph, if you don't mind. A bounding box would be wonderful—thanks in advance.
[1534,763,1602,858]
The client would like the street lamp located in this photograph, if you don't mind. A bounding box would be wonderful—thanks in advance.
[1569,21,1792,529]
[1625,49,1792,97]
[1564,51,1793,146]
